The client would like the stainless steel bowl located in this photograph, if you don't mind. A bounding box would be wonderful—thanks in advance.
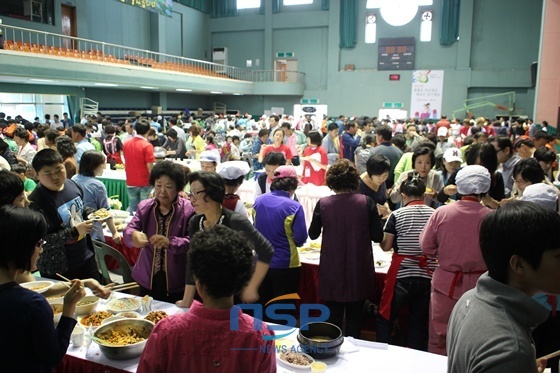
[154,146,167,159]
[93,318,154,360]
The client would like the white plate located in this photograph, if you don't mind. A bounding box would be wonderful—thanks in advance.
[107,297,141,313]
[88,209,112,222]
[277,351,315,370]
[20,281,54,294]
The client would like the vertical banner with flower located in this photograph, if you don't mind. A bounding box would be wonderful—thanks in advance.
[117,0,173,17]
[410,70,444,119]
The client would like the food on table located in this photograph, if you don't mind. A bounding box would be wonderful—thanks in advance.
[279,352,313,366]
[29,283,49,291]
[46,295,64,300]
[80,311,113,326]
[97,326,148,346]
[90,208,112,220]
[299,242,321,254]
[144,311,168,324]
[115,164,125,170]
[119,312,140,319]
[77,299,97,306]
[108,298,141,312]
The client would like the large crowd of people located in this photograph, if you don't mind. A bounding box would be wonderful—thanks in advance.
[1,109,560,372]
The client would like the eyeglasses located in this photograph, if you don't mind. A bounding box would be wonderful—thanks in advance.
[36,239,45,248]
[188,190,206,200]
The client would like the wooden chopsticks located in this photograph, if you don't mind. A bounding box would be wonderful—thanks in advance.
[110,282,139,292]
[537,348,560,362]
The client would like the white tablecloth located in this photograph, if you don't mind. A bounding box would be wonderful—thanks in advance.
[65,292,447,372]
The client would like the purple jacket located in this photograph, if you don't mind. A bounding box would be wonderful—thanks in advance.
[124,197,195,293]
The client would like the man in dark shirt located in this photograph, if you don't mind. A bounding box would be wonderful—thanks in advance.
[371,125,403,189]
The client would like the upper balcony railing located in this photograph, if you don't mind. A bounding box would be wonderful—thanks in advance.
[0,24,305,84]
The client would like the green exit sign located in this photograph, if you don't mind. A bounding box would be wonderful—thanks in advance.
[301,98,319,104]
[276,52,295,58]
[383,102,404,109]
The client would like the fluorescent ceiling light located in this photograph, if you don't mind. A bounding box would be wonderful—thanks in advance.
[94,83,118,87]
[30,78,55,82]
[233,93,243,96]
[176,88,192,92]
[141,86,158,89]
[210,91,223,94]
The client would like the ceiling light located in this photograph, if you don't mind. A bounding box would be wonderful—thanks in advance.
[141,86,158,89]
[30,78,55,82]
[94,83,118,87]
[176,88,192,92]
[233,93,243,96]
[210,91,223,94]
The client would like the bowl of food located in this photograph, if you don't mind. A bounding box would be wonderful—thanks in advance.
[79,311,113,329]
[46,294,65,304]
[144,310,168,325]
[51,303,63,324]
[93,318,154,360]
[101,316,126,325]
[297,322,344,359]
[117,311,141,319]
[277,351,315,370]
[75,295,99,316]
[107,297,141,314]
[20,280,54,294]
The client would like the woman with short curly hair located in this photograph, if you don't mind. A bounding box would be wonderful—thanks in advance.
[309,158,383,338]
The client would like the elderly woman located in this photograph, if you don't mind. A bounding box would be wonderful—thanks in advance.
[253,166,308,307]
[0,205,86,372]
[72,150,121,244]
[124,161,195,303]
[391,147,444,208]
[308,159,383,338]
[14,127,36,167]
[420,165,493,355]
[176,171,274,308]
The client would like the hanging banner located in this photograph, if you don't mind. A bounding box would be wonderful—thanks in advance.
[118,0,173,18]
[410,70,444,119]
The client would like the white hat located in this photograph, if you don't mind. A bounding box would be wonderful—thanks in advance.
[217,161,250,180]
[456,165,491,195]
[157,115,162,121]
[443,148,463,163]
[200,150,220,164]
[437,127,448,137]
[521,183,558,211]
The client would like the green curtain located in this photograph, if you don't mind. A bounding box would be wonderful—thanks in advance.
[440,0,460,45]
[173,0,210,13]
[66,96,80,124]
[211,0,238,18]
[260,0,280,14]
[322,0,329,11]
[339,0,358,49]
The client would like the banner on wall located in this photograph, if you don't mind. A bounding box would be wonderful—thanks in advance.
[117,0,173,17]
[410,70,444,119]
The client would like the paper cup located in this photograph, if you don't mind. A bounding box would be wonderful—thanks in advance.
[71,326,85,347]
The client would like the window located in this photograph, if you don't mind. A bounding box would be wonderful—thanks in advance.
[237,0,260,10]
[284,0,313,5]
[420,11,432,42]
[365,14,377,44]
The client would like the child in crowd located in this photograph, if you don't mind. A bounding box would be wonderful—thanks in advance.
[137,225,276,372]
[447,201,560,372]
[11,163,36,193]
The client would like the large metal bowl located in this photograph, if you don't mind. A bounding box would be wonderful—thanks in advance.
[154,146,167,159]
[93,318,154,360]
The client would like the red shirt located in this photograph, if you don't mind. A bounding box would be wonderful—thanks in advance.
[137,300,276,373]
[123,136,155,187]
[262,144,293,161]
[301,146,327,186]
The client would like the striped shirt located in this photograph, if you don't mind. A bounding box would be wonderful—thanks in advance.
[384,201,437,279]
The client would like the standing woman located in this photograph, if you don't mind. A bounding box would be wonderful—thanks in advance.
[259,128,293,165]
[56,135,78,179]
[187,125,206,160]
[308,159,383,338]
[358,154,391,207]
[176,171,274,308]
[123,161,195,303]
[72,150,121,244]
[301,131,328,186]
[253,166,308,307]
[102,124,123,165]
[354,135,376,174]
[0,205,86,372]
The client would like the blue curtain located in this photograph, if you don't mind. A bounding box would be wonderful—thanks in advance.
[174,0,210,13]
[440,0,460,45]
[322,0,329,11]
[260,0,280,14]
[211,0,238,18]
[339,0,358,49]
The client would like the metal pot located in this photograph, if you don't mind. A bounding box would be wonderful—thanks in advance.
[93,318,154,360]
[153,146,167,159]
